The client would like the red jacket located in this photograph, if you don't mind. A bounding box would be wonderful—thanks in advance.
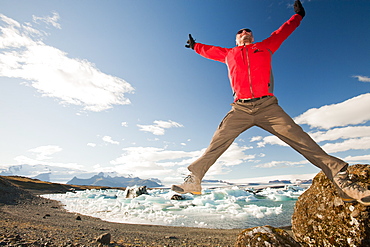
[194,14,302,101]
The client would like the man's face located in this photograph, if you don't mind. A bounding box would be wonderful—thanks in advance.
[236,28,254,46]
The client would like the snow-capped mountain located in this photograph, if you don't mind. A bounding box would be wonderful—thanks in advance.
[0,164,162,187]
[67,172,162,188]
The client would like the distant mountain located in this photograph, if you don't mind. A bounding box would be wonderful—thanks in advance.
[202,179,231,184]
[297,179,313,184]
[67,172,162,188]
[33,172,51,182]
[269,180,292,184]
[0,164,97,183]
[0,165,162,187]
[268,179,313,184]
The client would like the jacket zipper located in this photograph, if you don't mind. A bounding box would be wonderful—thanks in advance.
[245,46,254,98]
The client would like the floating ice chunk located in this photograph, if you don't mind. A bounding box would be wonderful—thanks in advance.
[192,197,215,206]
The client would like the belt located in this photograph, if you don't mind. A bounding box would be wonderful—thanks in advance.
[237,95,270,103]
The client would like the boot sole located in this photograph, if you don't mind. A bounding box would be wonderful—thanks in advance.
[172,190,202,195]
[335,183,370,206]
[341,197,356,203]
[189,191,201,195]
[171,185,201,195]
[344,197,370,206]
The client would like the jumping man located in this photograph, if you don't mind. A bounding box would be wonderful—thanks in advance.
[172,0,370,206]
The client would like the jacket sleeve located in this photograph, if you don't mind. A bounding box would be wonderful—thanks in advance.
[194,43,229,63]
[263,14,303,54]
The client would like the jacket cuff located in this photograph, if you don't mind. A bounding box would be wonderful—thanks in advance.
[294,13,303,21]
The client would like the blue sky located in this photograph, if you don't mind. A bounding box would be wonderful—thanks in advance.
[0,0,370,184]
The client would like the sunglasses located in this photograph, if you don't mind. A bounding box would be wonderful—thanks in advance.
[237,28,252,34]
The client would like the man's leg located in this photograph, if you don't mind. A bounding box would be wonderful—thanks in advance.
[172,105,255,194]
[255,97,370,205]
[256,100,345,180]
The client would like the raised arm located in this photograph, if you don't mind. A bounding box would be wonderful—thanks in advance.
[185,34,229,63]
[262,0,305,53]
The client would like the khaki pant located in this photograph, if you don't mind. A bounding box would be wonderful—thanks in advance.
[188,96,347,181]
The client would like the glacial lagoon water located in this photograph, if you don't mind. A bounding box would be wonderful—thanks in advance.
[42,185,307,229]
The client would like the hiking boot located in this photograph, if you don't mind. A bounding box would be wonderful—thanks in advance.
[171,173,202,195]
[333,168,370,206]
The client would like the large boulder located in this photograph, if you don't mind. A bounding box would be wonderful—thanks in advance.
[292,164,370,247]
[235,225,300,247]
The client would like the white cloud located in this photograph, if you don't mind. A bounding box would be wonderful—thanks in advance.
[155,120,183,129]
[32,12,61,29]
[0,14,134,112]
[216,143,254,167]
[87,143,96,147]
[110,146,200,178]
[111,146,199,168]
[137,125,164,135]
[28,145,62,160]
[102,136,120,145]
[121,122,128,127]
[204,143,255,177]
[294,93,370,129]
[353,75,370,83]
[257,135,287,148]
[250,136,262,142]
[11,145,85,172]
[110,143,254,178]
[321,137,370,153]
[344,154,370,163]
[254,160,308,168]
[137,120,184,135]
[309,126,370,142]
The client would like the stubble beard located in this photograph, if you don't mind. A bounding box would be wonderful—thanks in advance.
[241,34,253,45]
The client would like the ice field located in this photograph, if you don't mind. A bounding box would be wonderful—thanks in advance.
[42,185,307,229]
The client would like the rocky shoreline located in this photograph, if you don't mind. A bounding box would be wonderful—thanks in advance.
[0,176,244,246]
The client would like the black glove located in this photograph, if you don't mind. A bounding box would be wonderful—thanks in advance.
[294,0,305,18]
[185,34,196,49]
